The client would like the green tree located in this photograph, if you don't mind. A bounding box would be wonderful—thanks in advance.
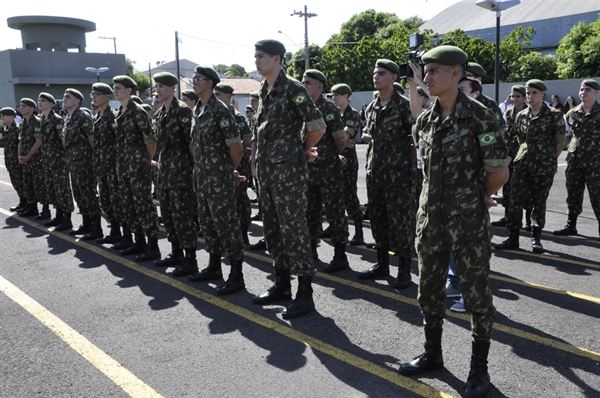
[327,9,399,44]
[556,19,600,78]
[507,52,558,82]
[213,63,247,77]
[285,44,324,82]
[125,58,151,97]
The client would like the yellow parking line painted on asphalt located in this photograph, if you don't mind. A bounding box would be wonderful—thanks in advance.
[0,275,163,398]
[0,208,453,398]
[490,274,600,304]
[492,248,600,270]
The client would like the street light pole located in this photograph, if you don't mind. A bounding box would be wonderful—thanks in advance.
[291,5,317,70]
[85,66,110,82]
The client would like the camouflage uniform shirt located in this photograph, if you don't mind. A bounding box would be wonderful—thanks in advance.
[566,101,600,168]
[19,115,42,160]
[61,108,94,167]
[39,110,65,169]
[115,99,156,175]
[93,107,118,176]
[4,122,20,169]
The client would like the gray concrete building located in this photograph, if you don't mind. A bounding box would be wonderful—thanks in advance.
[2,16,126,109]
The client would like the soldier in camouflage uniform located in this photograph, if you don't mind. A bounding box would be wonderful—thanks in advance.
[495,79,565,253]
[37,93,74,229]
[214,82,253,245]
[251,40,326,319]
[91,83,123,244]
[331,83,363,246]
[111,75,161,262]
[149,72,197,274]
[186,65,246,296]
[554,79,600,240]
[60,89,102,236]
[358,59,416,290]
[17,98,44,217]
[398,46,510,398]
[466,62,505,129]
[301,69,349,272]
[1,107,26,212]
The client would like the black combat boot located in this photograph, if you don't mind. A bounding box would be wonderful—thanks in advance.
[81,216,103,241]
[393,257,412,289]
[112,224,132,250]
[44,207,63,227]
[324,242,349,273]
[136,236,161,262]
[171,248,198,277]
[319,226,332,239]
[10,197,27,212]
[494,229,519,250]
[553,214,578,236]
[359,248,390,279]
[464,340,491,398]
[54,211,73,232]
[188,253,222,281]
[524,208,532,231]
[531,226,544,254]
[97,221,122,244]
[398,327,444,376]
[19,202,39,217]
[253,268,292,304]
[349,218,364,246]
[241,223,250,246]
[490,216,506,227]
[70,215,92,235]
[154,241,184,267]
[120,233,146,255]
[311,238,318,260]
[216,259,245,295]
[282,275,315,319]
[35,204,51,220]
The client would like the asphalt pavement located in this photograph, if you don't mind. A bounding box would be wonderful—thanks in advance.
[1,146,599,398]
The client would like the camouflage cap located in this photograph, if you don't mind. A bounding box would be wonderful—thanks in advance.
[131,95,143,105]
[466,62,486,78]
[303,69,327,86]
[582,78,600,90]
[194,65,220,86]
[375,59,400,76]
[113,75,137,89]
[92,82,113,94]
[393,82,405,95]
[0,107,17,116]
[526,79,547,92]
[511,85,526,96]
[254,39,286,56]
[214,82,234,94]
[39,92,56,104]
[20,98,36,108]
[422,45,468,66]
[331,83,352,95]
[65,88,84,101]
[153,72,178,86]
[181,89,199,102]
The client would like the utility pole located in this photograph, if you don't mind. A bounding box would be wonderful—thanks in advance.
[291,5,317,70]
[175,31,181,99]
[100,35,117,54]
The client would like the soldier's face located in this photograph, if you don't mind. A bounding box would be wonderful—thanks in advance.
[255,50,277,75]
[302,76,321,99]
[91,91,110,108]
[372,67,395,90]
[526,88,544,107]
[579,85,598,103]
[18,103,33,117]
[181,96,196,109]
[62,93,80,111]
[192,73,211,96]
[331,93,348,107]
[155,83,173,103]
[112,83,130,101]
[37,98,52,112]
[1,114,15,125]
[423,63,458,97]
[458,80,476,98]
[511,91,524,108]
[214,90,230,105]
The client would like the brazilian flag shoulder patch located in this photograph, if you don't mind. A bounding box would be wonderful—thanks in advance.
[219,119,230,128]
[346,120,355,127]
[325,113,335,121]
[478,132,497,146]
[294,94,307,105]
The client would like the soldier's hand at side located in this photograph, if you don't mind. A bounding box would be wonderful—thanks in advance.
[233,170,247,183]
[305,147,318,162]
[150,160,159,171]
[485,196,498,208]
[339,155,347,166]
[19,155,28,165]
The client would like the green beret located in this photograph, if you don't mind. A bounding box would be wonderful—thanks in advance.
[20,98,36,108]
[393,82,405,95]
[153,72,178,86]
[250,91,260,98]
[466,62,486,78]
[181,89,199,102]
[511,85,526,96]
[417,86,429,98]
[375,59,400,76]
[582,79,600,90]
[331,83,352,95]
[141,103,152,111]
[303,69,327,86]
[65,88,84,101]
[194,65,220,86]
[113,75,137,89]
[131,95,143,105]
[92,82,113,94]
[214,83,234,94]
[39,92,56,104]
[255,39,286,56]
[526,79,547,92]
[422,45,468,66]
[0,107,17,116]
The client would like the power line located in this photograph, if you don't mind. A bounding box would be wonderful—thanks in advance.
[177,32,254,48]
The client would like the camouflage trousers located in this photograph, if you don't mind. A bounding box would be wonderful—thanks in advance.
[235,181,252,226]
[341,147,363,221]
[6,163,25,199]
[22,158,47,204]
[260,182,315,276]
[119,171,159,238]
[160,184,197,249]
[417,243,496,341]
[307,175,348,244]
[367,177,416,258]
[196,184,244,262]
[45,162,74,213]
[69,161,101,217]
[98,165,122,223]
[565,158,600,220]
[506,168,555,229]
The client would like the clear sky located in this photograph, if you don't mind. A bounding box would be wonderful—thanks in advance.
[0,0,462,75]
